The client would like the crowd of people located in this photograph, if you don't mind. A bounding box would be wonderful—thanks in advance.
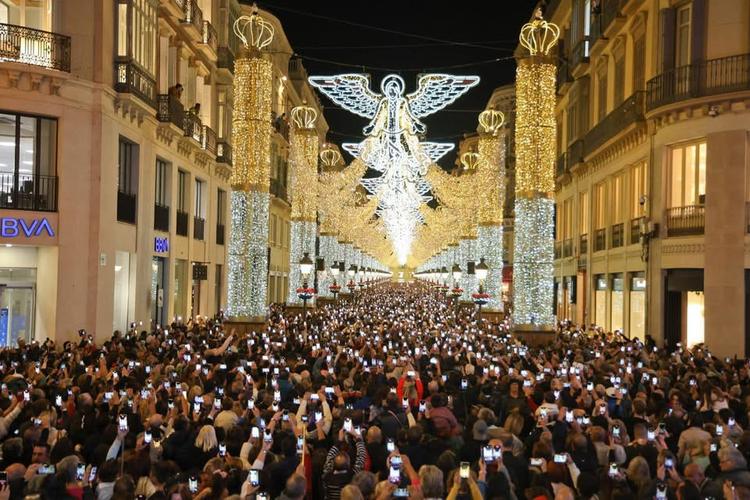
[0,281,748,500]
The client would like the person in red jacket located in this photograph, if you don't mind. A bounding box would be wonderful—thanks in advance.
[397,366,424,409]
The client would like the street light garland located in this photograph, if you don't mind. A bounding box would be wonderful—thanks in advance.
[511,9,559,329]
[226,12,274,320]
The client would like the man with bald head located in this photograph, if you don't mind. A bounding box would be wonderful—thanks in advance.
[365,425,387,478]
[683,463,708,494]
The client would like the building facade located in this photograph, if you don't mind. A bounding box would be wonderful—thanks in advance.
[545,0,750,356]
[0,0,324,345]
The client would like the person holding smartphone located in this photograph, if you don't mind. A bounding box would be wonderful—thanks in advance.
[321,425,367,499]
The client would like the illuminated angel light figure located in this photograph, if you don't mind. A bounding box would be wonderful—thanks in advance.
[309,73,479,265]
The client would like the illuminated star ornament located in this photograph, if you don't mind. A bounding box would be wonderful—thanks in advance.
[309,73,479,266]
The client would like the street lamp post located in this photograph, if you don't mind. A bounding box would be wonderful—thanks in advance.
[347,264,357,295]
[475,257,489,319]
[329,260,341,302]
[299,252,314,314]
[440,266,449,297]
[451,263,462,315]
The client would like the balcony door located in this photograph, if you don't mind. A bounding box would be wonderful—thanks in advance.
[0,0,53,31]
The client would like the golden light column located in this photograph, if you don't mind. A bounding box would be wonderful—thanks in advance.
[476,109,506,312]
[226,12,274,320]
[286,104,320,306]
[512,9,559,332]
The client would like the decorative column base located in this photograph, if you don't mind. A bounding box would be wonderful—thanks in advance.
[224,317,267,334]
[513,324,556,346]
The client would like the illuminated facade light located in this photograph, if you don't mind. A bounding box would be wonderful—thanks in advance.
[226,14,274,320]
[309,72,479,265]
[511,11,559,329]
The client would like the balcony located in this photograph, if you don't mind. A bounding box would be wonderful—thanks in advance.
[181,0,203,36]
[117,191,136,224]
[567,139,585,169]
[569,37,590,71]
[594,228,606,252]
[217,46,235,74]
[555,152,567,178]
[193,216,205,240]
[554,240,562,260]
[157,94,202,143]
[199,20,218,57]
[666,205,705,236]
[562,238,573,258]
[630,217,642,244]
[584,92,644,157]
[0,173,57,212]
[114,60,157,108]
[610,223,624,248]
[216,223,225,245]
[270,178,288,202]
[176,210,189,236]
[579,234,589,255]
[154,204,169,232]
[0,23,71,72]
[217,140,232,165]
[646,53,750,111]
[201,125,217,155]
[557,57,573,94]
[273,114,289,141]
[601,0,625,36]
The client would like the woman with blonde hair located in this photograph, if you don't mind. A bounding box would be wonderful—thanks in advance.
[188,425,218,470]
[503,409,525,437]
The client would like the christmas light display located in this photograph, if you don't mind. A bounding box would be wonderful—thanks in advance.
[512,9,559,329]
[287,104,320,305]
[309,72,479,265]
[476,109,506,311]
[226,12,274,319]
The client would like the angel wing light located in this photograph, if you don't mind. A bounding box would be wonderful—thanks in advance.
[309,72,479,266]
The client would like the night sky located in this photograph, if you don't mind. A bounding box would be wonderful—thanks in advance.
[249,1,536,168]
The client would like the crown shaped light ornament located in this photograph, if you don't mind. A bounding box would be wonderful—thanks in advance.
[519,8,560,56]
[291,103,317,130]
[233,9,275,51]
[478,109,505,136]
[460,152,480,171]
[320,143,342,169]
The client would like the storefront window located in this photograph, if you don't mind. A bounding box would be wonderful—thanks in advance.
[594,274,607,328]
[113,251,132,333]
[686,291,705,346]
[629,274,646,340]
[611,274,624,333]
[0,267,36,346]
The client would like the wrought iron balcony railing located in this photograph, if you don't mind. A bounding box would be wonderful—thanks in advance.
[570,37,590,70]
[630,217,643,245]
[579,233,589,255]
[176,210,189,236]
[666,205,705,236]
[217,46,235,73]
[0,173,57,212]
[216,223,225,245]
[554,240,562,260]
[154,204,169,232]
[584,91,645,156]
[217,140,232,165]
[182,0,203,33]
[270,178,288,202]
[201,20,217,53]
[201,125,217,155]
[594,228,606,252]
[562,238,573,258]
[0,22,70,72]
[117,191,136,224]
[647,53,750,111]
[193,216,205,240]
[610,222,624,248]
[556,152,567,178]
[114,59,156,108]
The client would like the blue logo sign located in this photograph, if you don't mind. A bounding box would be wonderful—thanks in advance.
[0,217,55,238]
[154,237,169,253]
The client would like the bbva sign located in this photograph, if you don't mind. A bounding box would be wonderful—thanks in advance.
[1,217,55,238]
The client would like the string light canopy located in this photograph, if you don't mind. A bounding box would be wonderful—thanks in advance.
[309,72,479,266]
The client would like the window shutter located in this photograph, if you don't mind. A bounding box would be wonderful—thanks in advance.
[659,7,676,72]
[690,0,707,64]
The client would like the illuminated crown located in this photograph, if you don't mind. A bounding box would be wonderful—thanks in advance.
[519,8,560,56]
[319,143,342,169]
[460,152,480,171]
[478,109,505,135]
[233,11,275,51]
[291,104,317,130]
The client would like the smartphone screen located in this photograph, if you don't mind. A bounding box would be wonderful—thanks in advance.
[386,439,395,452]
[609,463,618,477]
[264,429,273,443]
[344,418,352,433]
[188,476,198,493]
[248,469,259,486]
[388,464,400,484]
[460,462,470,479]
[482,445,494,463]
[88,466,97,482]
[76,464,86,481]
[251,427,260,439]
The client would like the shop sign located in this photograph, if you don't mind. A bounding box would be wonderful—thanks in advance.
[154,237,169,253]
[1,217,55,238]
